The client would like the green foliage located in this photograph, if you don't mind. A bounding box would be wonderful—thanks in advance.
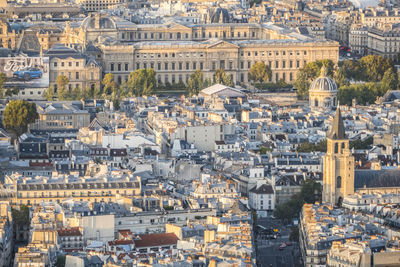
[0,72,7,98]
[214,69,233,87]
[339,60,365,81]
[157,81,187,91]
[249,61,272,83]
[254,81,292,92]
[55,255,66,267]
[273,179,321,221]
[56,75,69,100]
[163,205,174,211]
[296,140,327,153]
[3,100,38,138]
[360,55,395,82]
[259,146,272,154]
[186,70,210,96]
[350,136,373,149]
[338,83,380,106]
[11,205,30,226]
[293,59,335,99]
[128,69,156,96]
[44,87,55,101]
[102,73,117,99]
[300,179,322,204]
[289,226,299,242]
[381,68,398,92]
[333,68,349,88]
[295,55,397,104]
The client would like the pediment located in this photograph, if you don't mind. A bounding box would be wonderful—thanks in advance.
[206,39,239,49]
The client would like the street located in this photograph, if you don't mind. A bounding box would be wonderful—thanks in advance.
[255,218,301,267]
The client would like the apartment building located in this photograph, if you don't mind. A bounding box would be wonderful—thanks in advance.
[5,172,141,206]
[32,102,90,130]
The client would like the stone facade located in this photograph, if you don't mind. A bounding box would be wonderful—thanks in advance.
[323,107,355,206]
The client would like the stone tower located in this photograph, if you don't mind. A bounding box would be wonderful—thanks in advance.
[323,106,354,206]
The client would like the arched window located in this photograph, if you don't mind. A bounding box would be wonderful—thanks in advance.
[314,99,318,107]
[334,143,338,153]
[341,142,345,153]
[336,176,342,188]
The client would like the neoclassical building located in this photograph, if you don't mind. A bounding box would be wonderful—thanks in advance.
[309,67,338,111]
[64,13,339,86]
[0,13,339,89]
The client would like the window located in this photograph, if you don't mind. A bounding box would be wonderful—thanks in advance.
[110,63,114,71]
[54,62,57,67]
[125,63,128,71]
[337,176,342,188]
[75,72,79,79]
[76,62,79,67]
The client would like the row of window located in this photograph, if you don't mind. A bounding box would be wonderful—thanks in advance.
[121,31,257,40]
[134,50,307,59]
[19,189,134,198]
[54,61,80,67]
[111,60,305,73]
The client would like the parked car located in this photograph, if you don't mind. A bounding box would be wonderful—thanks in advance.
[13,68,43,80]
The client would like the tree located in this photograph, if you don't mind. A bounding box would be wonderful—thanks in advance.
[293,59,334,99]
[339,59,366,81]
[296,140,327,153]
[274,179,322,221]
[70,86,82,100]
[11,205,30,226]
[248,62,272,83]
[334,68,348,88]
[300,179,322,204]
[3,100,38,138]
[128,69,156,96]
[186,70,210,96]
[381,68,397,93]
[56,75,69,100]
[102,73,117,99]
[44,87,55,101]
[350,136,373,149]
[55,255,66,267]
[293,71,310,99]
[360,55,395,82]
[0,72,7,98]
[338,83,379,106]
[214,69,233,87]
[289,226,299,242]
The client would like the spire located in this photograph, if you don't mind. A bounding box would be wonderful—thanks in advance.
[319,65,327,77]
[327,105,345,139]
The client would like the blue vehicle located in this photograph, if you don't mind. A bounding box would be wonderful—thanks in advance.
[13,68,43,80]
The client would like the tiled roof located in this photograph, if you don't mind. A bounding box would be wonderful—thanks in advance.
[57,227,82,237]
[135,233,178,248]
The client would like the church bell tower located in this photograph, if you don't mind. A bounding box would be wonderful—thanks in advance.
[323,106,355,206]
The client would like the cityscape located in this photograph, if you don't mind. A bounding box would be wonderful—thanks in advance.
[0,0,399,266]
